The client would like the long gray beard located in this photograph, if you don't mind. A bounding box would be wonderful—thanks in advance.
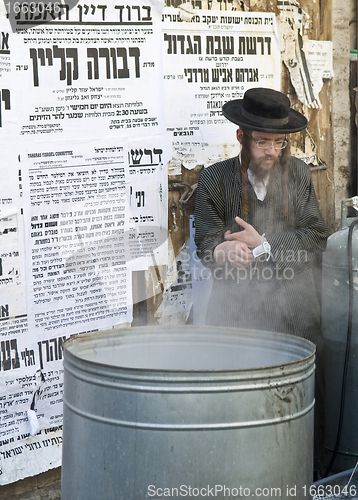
[248,156,279,181]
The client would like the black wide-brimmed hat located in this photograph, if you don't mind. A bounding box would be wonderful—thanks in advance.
[222,87,307,133]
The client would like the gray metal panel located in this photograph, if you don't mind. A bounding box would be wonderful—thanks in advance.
[322,225,358,471]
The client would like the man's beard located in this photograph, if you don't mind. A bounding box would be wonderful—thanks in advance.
[249,155,280,181]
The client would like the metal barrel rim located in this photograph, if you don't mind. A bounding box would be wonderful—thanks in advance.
[63,325,316,381]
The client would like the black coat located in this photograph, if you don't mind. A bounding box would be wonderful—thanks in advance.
[194,155,328,344]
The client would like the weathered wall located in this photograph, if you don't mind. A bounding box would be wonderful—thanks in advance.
[0,468,60,500]
[0,0,353,496]
[332,0,351,223]
[165,0,338,251]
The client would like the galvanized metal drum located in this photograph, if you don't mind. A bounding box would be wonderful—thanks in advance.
[61,326,315,500]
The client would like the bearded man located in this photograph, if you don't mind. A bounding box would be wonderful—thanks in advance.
[194,87,328,475]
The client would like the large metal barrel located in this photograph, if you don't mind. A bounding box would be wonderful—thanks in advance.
[322,200,358,472]
[61,326,315,500]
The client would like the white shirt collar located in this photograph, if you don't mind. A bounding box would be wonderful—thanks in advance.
[239,153,270,201]
[247,169,270,201]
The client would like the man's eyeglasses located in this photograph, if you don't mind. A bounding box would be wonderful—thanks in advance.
[245,132,288,150]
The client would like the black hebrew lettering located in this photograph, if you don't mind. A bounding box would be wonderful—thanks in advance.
[144,148,152,163]
[207,101,222,109]
[30,46,141,86]
[164,34,202,55]
[77,4,107,23]
[87,47,140,80]
[37,337,66,370]
[0,304,9,318]
[0,339,20,371]
[21,348,36,367]
[0,446,24,459]
[162,11,198,22]
[128,147,163,166]
[8,3,131,25]
[153,148,162,163]
[235,68,259,82]
[219,15,243,24]
[173,130,193,136]
[1,32,9,50]
[244,16,263,25]
[130,149,143,164]
[136,191,145,207]
[206,36,234,55]
[211,68,233,83]
[183,68,209,83]
[6,1,78,33]
[238,36,272,55]
[13,3,70,22]
[30,46,78,87]
[42,436,63,447]
[164,0,202,8]
[115,5,152,23]
[202,14,218,24]
[185,67,258,83]
[0,89,10,128]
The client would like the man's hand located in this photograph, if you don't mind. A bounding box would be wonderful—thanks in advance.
[224,216,265,249]
[213,240,254,269]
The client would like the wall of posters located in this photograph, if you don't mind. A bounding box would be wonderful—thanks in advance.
[0,0,171,484]
[0,0,281,486]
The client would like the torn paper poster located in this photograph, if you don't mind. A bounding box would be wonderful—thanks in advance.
[303,39,334,87]
[277,0,332,109]
[27,409,40,437]
[154,215,215,325]
[21,135,171,337]
[189,216,213,325]
[177,0,248,16]
[162,8,281,169]
[154,239,193,324]
[7,1,166,140]
[0,427,62,485]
